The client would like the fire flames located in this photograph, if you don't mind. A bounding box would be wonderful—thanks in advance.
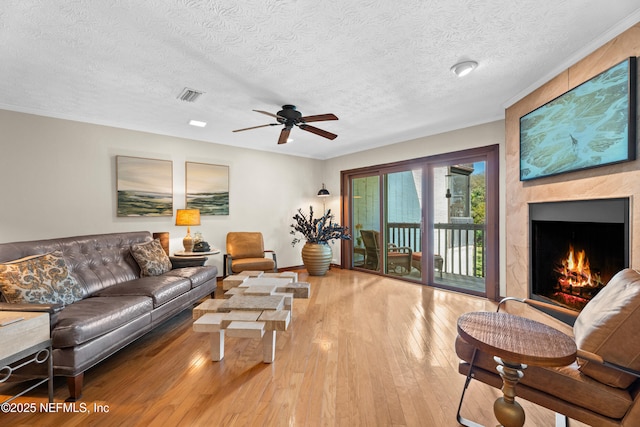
[553,245,604,309]
[557,246,592,287]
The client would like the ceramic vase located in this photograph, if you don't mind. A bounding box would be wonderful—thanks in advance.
[301,242,332,276]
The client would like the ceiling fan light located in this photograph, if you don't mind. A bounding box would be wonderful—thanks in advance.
[451,61,478,77]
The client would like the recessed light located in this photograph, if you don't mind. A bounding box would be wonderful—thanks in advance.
[451,61,478,77]
[188,120,207,128]
[287,138,294,143]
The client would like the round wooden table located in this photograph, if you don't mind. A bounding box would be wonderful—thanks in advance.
[457,311,576,427]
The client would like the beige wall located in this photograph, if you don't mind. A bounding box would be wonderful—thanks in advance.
[505,23,640,299]
[0,109,505,280]
[0,110,325,274]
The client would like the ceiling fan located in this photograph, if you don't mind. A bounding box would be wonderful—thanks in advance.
[232,104,338,145]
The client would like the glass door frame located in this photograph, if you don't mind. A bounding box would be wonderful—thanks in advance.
[343,169,385,274]
[340,144,499,301]
[342,160,426,277]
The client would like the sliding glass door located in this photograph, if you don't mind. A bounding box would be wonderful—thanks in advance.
[384,169,422,281]
[341,145,498,300]
[349,168,424,282]
[432,162,486,294]
[351,175,381,271]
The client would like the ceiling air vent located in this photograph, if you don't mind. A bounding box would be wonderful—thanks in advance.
[177,88,204,102]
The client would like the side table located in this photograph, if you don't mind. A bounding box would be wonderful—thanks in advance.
[457,311,576,427]
[171,249,220,268]
[0,311,53,404]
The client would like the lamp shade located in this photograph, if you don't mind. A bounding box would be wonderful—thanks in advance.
[175,209,201,226]
[317,183,330,197]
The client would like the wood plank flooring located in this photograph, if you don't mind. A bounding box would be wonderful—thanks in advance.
[1,269,586,426]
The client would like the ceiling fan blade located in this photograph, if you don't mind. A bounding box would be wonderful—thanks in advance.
[253,109,284,120]
[299,124,338,140]
[277,128,291,145]
[300,113,339,123]
[232,123,278,132]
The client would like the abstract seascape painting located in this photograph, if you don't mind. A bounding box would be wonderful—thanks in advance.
[116,156,173,216]
[520,57,636,181]
[186,162,229,215]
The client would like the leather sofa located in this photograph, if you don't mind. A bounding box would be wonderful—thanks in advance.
[0,231,217,401]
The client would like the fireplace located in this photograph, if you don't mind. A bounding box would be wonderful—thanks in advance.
[529,198,629,322]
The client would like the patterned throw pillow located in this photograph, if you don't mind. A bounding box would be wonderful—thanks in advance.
[0,251,84,305]
[130,239,172,277]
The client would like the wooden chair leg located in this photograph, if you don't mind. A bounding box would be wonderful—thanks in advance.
[66,372,84,402]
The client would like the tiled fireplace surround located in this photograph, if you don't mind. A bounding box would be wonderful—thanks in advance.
[504,23,640,323]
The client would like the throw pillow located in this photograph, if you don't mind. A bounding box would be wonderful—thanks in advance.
[573,268,640,388]
[130,239,172,277]
[0,251,84,305]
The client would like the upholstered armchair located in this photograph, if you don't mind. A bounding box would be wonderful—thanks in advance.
[224,232,277,276]
[455,268,640,427]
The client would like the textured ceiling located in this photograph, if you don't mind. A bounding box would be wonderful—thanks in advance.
[1,1,639,159]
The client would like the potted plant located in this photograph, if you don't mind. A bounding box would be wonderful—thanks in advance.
[290,206,351,276]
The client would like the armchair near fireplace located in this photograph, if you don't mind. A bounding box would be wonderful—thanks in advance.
[455,268,640,427]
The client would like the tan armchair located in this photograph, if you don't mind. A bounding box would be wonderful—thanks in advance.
[455,268,640,427]
[224,232,277,276]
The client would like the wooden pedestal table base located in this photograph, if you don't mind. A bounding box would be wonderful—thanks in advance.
[493,357,526,427]
[457,311,576,427]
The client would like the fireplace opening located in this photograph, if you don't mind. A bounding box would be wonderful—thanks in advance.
[529,198,629,323]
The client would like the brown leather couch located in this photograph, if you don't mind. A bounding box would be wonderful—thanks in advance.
[0,231,217,401]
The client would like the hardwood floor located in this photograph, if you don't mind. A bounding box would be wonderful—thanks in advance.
[1,269,583,426]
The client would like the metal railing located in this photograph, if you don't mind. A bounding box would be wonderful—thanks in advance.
[386,222,486,277]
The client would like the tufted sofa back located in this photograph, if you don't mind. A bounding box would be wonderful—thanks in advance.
[0,231,152,298]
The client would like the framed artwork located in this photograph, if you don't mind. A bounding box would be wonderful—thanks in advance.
[116,156,173,217]
[185,162,229,215]
[520,57,637,181]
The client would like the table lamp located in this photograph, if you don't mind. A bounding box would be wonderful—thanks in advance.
[175,209,201,252]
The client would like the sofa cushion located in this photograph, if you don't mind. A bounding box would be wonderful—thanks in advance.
[455,335,633,419]
[52,295,152,347]
[573,268,640,389]
[130,239,172,277]
[94,276,191,308]
[164,266,217,288]
[0,251,84,305]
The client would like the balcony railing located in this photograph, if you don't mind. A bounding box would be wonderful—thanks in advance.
[387,222,486,277]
